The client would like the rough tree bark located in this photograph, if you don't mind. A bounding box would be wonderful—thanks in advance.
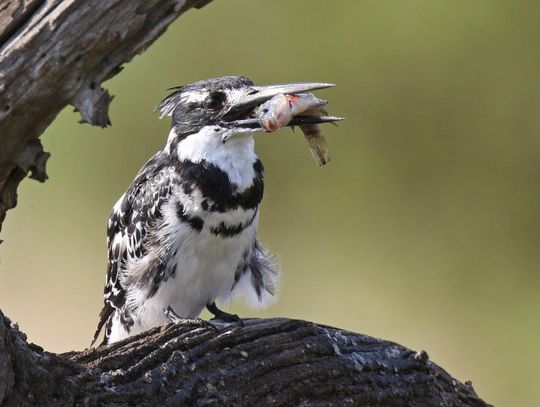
[0,1,492,406]
[0,0,211,231]
[0,310,490,406]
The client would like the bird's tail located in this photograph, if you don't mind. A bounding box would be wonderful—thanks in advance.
[91,302,115,347]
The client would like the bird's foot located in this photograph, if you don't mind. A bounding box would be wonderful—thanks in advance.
[164,306,217,330]
[206,302,244,326]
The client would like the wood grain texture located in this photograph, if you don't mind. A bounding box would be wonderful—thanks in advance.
[0,309,491,406]
[0,2,492,405]
[0,0,212,232]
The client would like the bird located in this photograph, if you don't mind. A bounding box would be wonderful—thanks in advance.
[92,76,337,345]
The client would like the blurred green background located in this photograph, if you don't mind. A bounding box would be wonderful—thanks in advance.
[1,1,539,405]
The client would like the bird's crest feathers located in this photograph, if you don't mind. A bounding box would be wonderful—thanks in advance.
[156,86,185,119]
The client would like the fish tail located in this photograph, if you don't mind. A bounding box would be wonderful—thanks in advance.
[300,124,330,166]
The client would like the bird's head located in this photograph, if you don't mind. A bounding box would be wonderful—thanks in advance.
[157,76,338,152]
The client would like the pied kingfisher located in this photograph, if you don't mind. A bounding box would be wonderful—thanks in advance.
[92,76,336,345]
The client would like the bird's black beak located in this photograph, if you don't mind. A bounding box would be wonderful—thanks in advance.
[221,82,343,130]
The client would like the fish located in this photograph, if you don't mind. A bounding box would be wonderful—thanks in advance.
[257,93,332,166]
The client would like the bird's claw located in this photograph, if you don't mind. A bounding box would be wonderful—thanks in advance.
[164,306,218,331]
[206,302,244,326]
[210,315,244,327]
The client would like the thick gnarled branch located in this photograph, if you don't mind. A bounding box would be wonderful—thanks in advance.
[0,309,490,406]
[0,2,493,406]
[0,0,212,232]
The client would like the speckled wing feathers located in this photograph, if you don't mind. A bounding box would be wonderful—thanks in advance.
[92,153,173,345]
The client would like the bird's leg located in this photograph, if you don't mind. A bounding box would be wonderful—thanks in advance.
[206,302,243,326]
[164,306,216,330]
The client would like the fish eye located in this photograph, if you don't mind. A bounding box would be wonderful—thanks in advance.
[204,93,224,110]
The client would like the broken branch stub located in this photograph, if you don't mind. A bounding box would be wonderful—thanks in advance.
[0,0,212,233]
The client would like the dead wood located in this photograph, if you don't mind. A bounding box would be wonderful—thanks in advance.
[0,310,491,406]
[0,0,211,232]
[0,2,492,406]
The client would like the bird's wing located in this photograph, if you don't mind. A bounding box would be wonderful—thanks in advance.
[230,240,280,309]
[92,153,175,345]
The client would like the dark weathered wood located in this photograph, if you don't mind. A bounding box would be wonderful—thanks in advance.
[0,0,44,46]
[0,309,490,406]
[0,0,212,232]
[0,1,493,405]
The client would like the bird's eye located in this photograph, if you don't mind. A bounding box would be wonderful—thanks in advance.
[204,93,224,110]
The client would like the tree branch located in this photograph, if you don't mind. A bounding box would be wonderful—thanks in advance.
[0,2,492,405]
[0,309,490,406]
[0,0,212,232]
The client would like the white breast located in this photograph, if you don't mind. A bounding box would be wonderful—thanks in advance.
[135,200,258,332]
[108,128,261,343]
[173,126,258,189]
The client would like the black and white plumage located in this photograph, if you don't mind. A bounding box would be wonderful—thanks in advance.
[93,76,336,345]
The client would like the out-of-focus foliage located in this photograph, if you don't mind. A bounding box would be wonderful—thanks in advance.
[1,1,538,405]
